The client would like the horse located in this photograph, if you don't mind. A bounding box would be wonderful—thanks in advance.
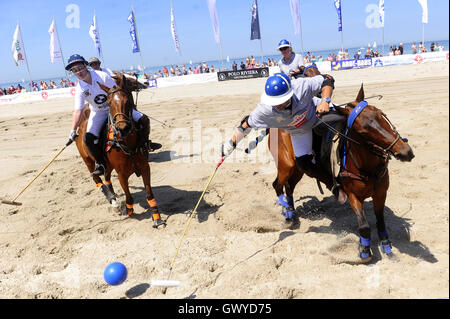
[268,70,414,261]
[75,73,165,228]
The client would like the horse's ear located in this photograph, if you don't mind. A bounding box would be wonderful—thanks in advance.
[356,83,365,102]
[97,82,110,93]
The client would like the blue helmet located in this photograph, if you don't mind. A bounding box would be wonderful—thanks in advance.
[277,39,291,51]
[260,73,293,106]
[65,54,88,71]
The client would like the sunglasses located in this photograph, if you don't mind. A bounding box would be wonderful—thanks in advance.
[280,47,290,52]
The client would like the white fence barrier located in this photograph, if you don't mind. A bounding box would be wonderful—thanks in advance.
[1,51,447,105]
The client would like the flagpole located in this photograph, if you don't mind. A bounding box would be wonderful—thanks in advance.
[132,6,145,74]
[17,20,33,91]
[382,26,385,56]
[53,17,70,82]
[218,42,224,70]
[259,39,264,66]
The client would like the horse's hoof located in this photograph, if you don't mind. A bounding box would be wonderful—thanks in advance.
[380,239,393,255]
[358,245,372,263]
[153,219,166,229]
[110,199,119,208]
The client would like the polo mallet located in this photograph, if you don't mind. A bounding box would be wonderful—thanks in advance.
[153,156,226,292]
[1,138,76,206]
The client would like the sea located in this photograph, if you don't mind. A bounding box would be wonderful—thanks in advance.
[2,39,448,92]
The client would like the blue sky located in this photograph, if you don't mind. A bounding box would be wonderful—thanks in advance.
[1,0,448,83]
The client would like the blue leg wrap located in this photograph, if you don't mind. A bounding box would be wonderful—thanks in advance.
[282,207,294,219]
[276,195,289,208]
[286,195,294,209]
[359,237,372,260]
[378,230,388,240]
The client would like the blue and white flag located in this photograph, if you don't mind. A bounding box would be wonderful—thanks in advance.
[333,0,342,32]
[206,0,220,44]
[170,6,180,52]
[289,0,301,35]
[250,0,261,40]
[379,0,385,26]
[89,13,103,58]
[127,11,140,53]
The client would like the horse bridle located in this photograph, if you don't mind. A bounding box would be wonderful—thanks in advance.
[352,109,403,160]
[107,87,135,140]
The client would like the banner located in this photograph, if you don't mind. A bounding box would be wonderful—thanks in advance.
[417,0,428,24]
[217,67,269,81]
[170,6,180,52]
[89,13,103,58]
[379,0,385,27]
[333,0,342,32]
[289,0,301,35]
[331,58,372,70]
[11,24,27,66]
[127,10,140,53]
[250,0,261,40]
[206,0,220,43]
[48,19,63,63]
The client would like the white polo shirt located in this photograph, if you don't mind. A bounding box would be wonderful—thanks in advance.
[74,70,116,113]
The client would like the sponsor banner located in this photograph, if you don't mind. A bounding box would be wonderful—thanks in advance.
[217,67,269,81]
[156,72,218,88]
[146,78,157,88]
[331,58,372,71]
[0,87,75,105]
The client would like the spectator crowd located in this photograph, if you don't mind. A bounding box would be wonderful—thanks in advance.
[0,78,75,96]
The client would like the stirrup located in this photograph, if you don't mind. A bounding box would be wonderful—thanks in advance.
[91,163,105,177]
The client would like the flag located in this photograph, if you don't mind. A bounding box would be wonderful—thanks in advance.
[289,0,301,35]
[48,19,63,63]
[379,0,385,27]
[127,10,140,53]
[11,23,27,66]
[250,0,261,40]
[206,0,220,43]
[333,0,342,32]
[170,6,180,52]
[417,0,428,24]
[89,13,103,58]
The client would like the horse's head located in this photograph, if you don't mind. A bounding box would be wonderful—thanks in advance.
[98,74,135,137]
[336,84,414,162]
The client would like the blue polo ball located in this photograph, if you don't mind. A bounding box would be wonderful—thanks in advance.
[104,262,127,286]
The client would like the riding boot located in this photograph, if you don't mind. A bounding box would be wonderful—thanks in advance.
[137,115,162,153]
[84,132,106,176]
[296,154,347,204]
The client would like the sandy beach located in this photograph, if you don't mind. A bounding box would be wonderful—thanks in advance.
[0,61,448,299]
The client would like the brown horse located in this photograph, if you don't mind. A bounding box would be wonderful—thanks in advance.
[75,74,165,228]
[268,82,414,262]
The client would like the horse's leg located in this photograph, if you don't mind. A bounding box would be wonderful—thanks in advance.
[372,175,392,255]
[286,167,304,209]
[140,159,165,228]
[103,166,119,208]
[348,192,372,262]
[117,172,134,216]
[81,155,115,205]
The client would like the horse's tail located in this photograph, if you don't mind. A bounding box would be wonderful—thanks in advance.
[245,128,270,154]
